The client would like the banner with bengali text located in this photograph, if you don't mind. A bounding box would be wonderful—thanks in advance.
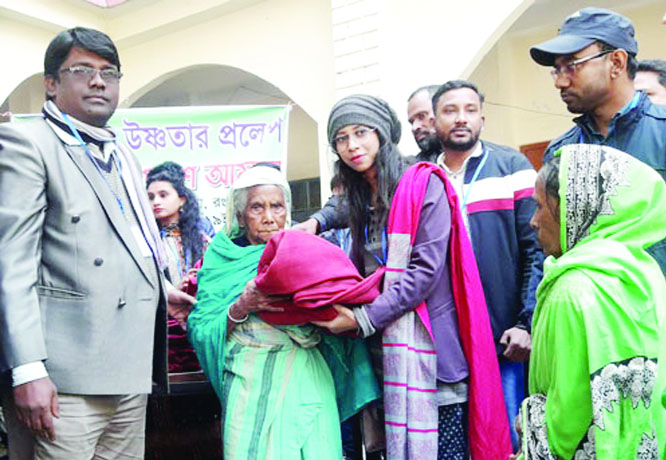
[13,105,289,230]
[108,104,290,230]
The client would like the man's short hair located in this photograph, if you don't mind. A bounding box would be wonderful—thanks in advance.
[44,27,120,82]
[431,80,484,112]
[407,85,440,102]
[596,40,638,80]
[637,59,666,88]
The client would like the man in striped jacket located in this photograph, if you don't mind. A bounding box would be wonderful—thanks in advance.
[431,80,542,450]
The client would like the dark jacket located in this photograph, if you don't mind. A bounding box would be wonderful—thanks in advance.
[543,91,666,274]
[415,140,441,163]
[544,91,666,181]
[459,141,541,345]
[312,194,349,231]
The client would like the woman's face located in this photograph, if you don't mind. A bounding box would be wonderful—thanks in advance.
[147,180,185,225]
[530,177,562,258]
[241,185,287,245]
[334,124,380,175]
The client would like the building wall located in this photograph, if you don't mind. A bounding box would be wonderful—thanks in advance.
[0,16,62,107]
[6,75,44,114]
[329,0,533,158]
[0,0,334,183]
[116,0,335,182]
[118,0,335,124]
[11,0,658,198]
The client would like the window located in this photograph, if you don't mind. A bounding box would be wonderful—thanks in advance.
[289,177,321,223]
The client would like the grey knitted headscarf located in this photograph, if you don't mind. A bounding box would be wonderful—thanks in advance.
[327,94,402,149]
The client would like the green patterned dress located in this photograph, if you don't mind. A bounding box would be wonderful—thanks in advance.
[520,144,666,459]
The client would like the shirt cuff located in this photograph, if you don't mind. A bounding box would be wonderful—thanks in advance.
[12,361,48,387]
[354,305,376,338]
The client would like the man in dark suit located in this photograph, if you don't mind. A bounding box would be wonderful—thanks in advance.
[0,27,191,459]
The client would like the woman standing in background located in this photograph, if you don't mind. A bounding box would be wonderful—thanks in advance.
[145,161,220,460]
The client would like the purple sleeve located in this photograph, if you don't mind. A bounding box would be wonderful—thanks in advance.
[364,175,451,331]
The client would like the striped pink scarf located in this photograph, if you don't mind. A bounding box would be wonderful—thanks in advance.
[382,162,511,460]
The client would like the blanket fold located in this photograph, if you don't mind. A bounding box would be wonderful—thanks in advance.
[255,230,384,324]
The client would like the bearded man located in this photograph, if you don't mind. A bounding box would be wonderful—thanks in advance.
[431,80,542,450]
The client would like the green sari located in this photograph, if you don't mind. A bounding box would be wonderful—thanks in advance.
[521,144,666,459]
[188,232,379,459]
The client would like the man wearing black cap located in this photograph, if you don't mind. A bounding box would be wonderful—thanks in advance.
[530,7,666,183]
[529,20,666,440]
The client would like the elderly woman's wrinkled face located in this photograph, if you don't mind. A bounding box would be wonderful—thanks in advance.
[530,178,562,258]
[241,185,287,245]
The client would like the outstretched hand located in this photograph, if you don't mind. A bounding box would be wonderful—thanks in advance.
[311,304,358,334]
[291,218,319,235]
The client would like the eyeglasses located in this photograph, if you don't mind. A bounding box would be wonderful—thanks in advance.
[550,50,612,80]
[333,127,377,152]
[59,65,123,83]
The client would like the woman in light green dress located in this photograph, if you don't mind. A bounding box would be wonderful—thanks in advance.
[187,165,379,459]
[518,144,666,459]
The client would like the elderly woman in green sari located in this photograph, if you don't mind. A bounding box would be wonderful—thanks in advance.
[514,144,666,459]
[187,165,343,459]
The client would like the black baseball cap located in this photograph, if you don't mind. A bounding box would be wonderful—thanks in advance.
[530,8,638,66]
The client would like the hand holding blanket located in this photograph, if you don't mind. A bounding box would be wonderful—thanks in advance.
[254,230,384,325]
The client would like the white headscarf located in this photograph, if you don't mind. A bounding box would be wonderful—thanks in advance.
[225,165,292,239]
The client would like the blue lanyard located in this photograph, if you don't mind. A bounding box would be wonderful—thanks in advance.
[461,148,489,214]
[62,113,125,214]
[364,225,388,266]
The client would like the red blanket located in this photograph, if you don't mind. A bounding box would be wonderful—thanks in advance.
[254,230,384,324]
